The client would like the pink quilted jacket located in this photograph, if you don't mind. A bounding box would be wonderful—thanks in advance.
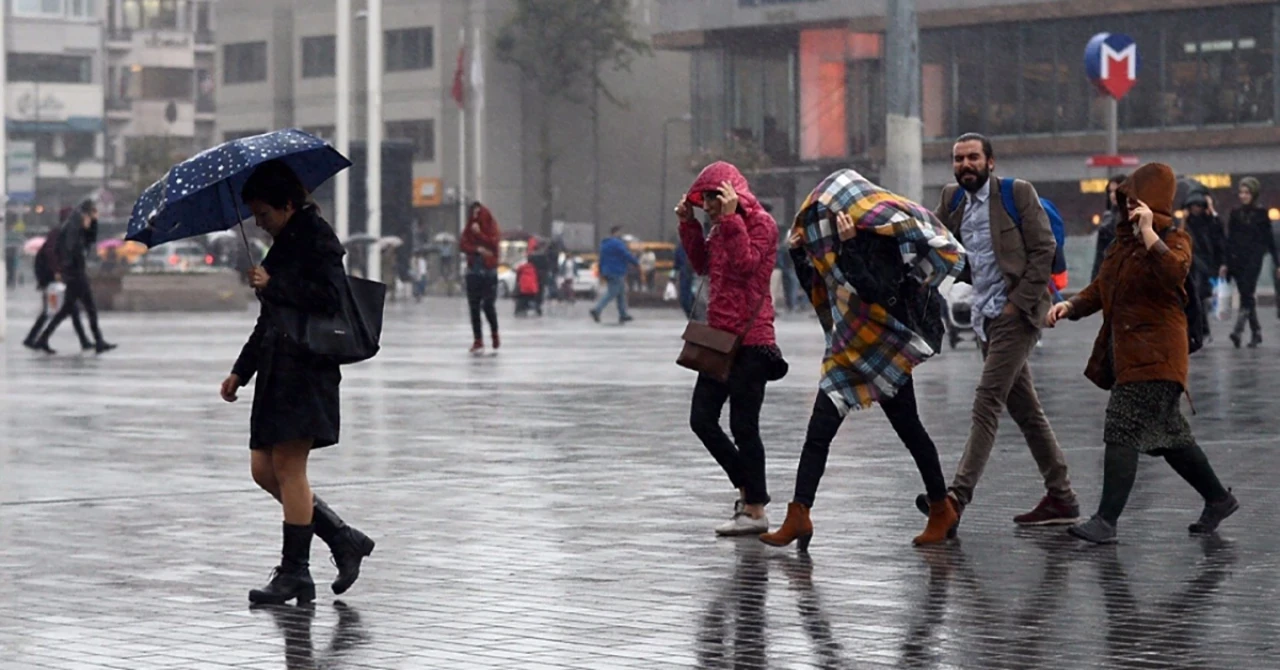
[678,162,778,347]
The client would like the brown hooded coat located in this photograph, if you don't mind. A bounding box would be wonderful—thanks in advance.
[1068,163,1193,391]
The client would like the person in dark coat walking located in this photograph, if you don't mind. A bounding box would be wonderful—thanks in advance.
[460,202,501,353]
[220,160,375,605]
[1091,175,1128,281]
[23,208,90,352]
[1181,192,1226,339]
[1223,176,1279,348]
[30,201,115,354]
[1050,162,1237,544]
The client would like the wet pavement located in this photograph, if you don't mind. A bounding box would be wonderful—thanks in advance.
[2,289,1279,669]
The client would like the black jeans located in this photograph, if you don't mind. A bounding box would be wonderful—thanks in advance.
[466,273,499,341]
[793,378,947,508]
[690,352,771,506]
[38,278,101,346]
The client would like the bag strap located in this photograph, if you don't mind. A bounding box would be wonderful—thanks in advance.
[999,177,1022,229]
[686,272,768,339]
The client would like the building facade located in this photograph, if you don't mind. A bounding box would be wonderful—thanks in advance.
[654,0,1280,240]
[103,0,218,220]
[215,0,690,247]
[6,0,107,229]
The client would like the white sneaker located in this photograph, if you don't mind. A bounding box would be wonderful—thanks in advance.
[716,509,770,536]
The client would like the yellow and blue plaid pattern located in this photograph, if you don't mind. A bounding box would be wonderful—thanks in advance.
[793,169,966,415]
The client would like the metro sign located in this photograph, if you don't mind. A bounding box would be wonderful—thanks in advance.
[1085,32,1140,100]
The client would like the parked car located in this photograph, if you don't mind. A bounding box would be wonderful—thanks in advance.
[139,241,215,272]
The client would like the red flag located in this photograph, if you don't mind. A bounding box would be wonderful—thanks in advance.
[451,47,466,108]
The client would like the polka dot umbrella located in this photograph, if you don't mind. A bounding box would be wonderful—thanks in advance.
[125,128,351,248]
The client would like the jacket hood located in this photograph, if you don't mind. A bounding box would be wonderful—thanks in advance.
[686,161,761,217]
[469,203,499,235]
[1118,162,1177,234]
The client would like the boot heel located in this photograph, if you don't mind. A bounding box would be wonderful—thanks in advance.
[296,583,316,604]
[358,536,375,557]
[796,534,813,552]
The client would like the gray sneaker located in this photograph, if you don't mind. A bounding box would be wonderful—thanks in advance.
[1189,490,1239,535]
[716,500,769,536]
[1068,516,1117,545]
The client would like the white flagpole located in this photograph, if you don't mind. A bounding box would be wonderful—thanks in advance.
[366,0,383,282]
[472,25,484,206]
[457,28,468,235]
[335,0,351,250]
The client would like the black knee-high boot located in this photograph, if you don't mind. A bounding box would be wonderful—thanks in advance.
[311,496,375,595]
[249,522,316,605]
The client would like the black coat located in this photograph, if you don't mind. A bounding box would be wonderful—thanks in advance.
[1183,211,1225,296]
[790,232,911,324]
[1225,204,1278,295]
[232,206,346,450]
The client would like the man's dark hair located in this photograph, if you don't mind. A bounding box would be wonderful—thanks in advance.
[611,226,622,235]
[954,133,994,160]
[241,159,308,211]
[77,199,97,215]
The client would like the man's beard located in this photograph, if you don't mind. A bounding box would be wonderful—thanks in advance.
[956,166,990,193]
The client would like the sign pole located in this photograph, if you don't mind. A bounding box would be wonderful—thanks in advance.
[1106,96,1118,178]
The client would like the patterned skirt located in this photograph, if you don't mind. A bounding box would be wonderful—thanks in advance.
[1103,381,1196,455]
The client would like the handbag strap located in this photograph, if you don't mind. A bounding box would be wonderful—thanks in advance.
[688,273,768,339]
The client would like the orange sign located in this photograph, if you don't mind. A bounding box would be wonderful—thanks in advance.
[412,177,443,207]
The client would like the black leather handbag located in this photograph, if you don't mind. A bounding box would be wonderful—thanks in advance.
[272,275,386,365]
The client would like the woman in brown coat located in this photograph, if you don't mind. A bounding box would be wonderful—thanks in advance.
[1047,162,1237,545]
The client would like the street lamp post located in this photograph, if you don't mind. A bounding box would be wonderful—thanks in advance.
[658,114,691,244]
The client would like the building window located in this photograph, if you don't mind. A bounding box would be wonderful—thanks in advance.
[67,0,94,18]
[224,129,265,142]
[224,42,267,84]
[385,27,433,72]
[8,53,92,83]
[386,119,435,161]
[140,67,193,100]
[121,0,180,30]
[13,0,63,18]
[301,35,336,79]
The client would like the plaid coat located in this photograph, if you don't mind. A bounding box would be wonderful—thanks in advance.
[793,169,966,415]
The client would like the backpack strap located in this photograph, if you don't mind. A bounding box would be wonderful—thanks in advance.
[947,185,965,214]
[999,177,1022,229]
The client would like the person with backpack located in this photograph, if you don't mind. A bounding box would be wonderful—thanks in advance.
[1222,176,1278,348]
[220,161,375,605]
[1048,162,1237,544]
[23,211,90,352]
[758,169,963,550]
[916,133,1080,535]
[29,201,114,355]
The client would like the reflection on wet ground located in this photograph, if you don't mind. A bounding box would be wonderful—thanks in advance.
[1,295,1277,668]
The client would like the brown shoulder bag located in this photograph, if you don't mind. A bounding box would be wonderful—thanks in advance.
[677,278,766,383]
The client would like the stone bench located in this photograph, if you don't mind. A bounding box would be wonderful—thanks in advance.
[94,270,254,312]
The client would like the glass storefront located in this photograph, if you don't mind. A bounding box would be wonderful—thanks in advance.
[691,38,797,167]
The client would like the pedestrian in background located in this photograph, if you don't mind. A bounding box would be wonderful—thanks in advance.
[1181,190,1225,341]
[221,160,375,605]
[1223,176,1278,348]
[1091,174,1127,281]
[30,200,115,355]
[760,169,962,551]
[590,226,640,324]
[677,161,787,536]
[461,202,501,354]
[1050,162,1237,544]
[23,207,89,353]
[674,241,695,318]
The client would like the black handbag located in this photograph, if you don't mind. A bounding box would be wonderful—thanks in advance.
[272,275,386,365]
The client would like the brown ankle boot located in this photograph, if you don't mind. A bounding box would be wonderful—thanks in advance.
[913,497,959,546]
[759,502,813,551]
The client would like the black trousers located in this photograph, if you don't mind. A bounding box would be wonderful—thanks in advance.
[690,353,771,506]
[466,273,499,341]
[25,295,88,346]
[38,278,101,346]
[793,378,947,508]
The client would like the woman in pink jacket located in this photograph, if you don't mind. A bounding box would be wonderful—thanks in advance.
[677,162,788,536]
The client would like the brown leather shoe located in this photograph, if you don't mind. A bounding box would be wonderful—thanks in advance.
[469,340,484,355]
[914,497,959,545]
[759,502,813,552]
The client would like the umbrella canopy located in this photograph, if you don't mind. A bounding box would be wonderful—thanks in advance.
[378,235,404,248]
[97,240,147,262]
[345,233,378,245]
[433,232,457,244]
[22,236,45,256]
[126,129,351,248]
[97,238,124,251]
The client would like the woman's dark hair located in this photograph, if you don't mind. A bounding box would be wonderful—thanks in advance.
[241,159,308,211]
[1106,174,1128,211]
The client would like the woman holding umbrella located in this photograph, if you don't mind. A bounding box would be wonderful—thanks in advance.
[220,160,375,605]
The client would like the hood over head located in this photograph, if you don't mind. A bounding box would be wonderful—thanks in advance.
[1240,176,1261,200]
[1117,162,1176,233]
[685,161,760,216]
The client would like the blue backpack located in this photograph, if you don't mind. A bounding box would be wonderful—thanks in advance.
[949,177,1068,300]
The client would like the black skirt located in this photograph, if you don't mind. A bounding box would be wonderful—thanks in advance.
[249,343,342,451]
[1103,381,1194,456]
